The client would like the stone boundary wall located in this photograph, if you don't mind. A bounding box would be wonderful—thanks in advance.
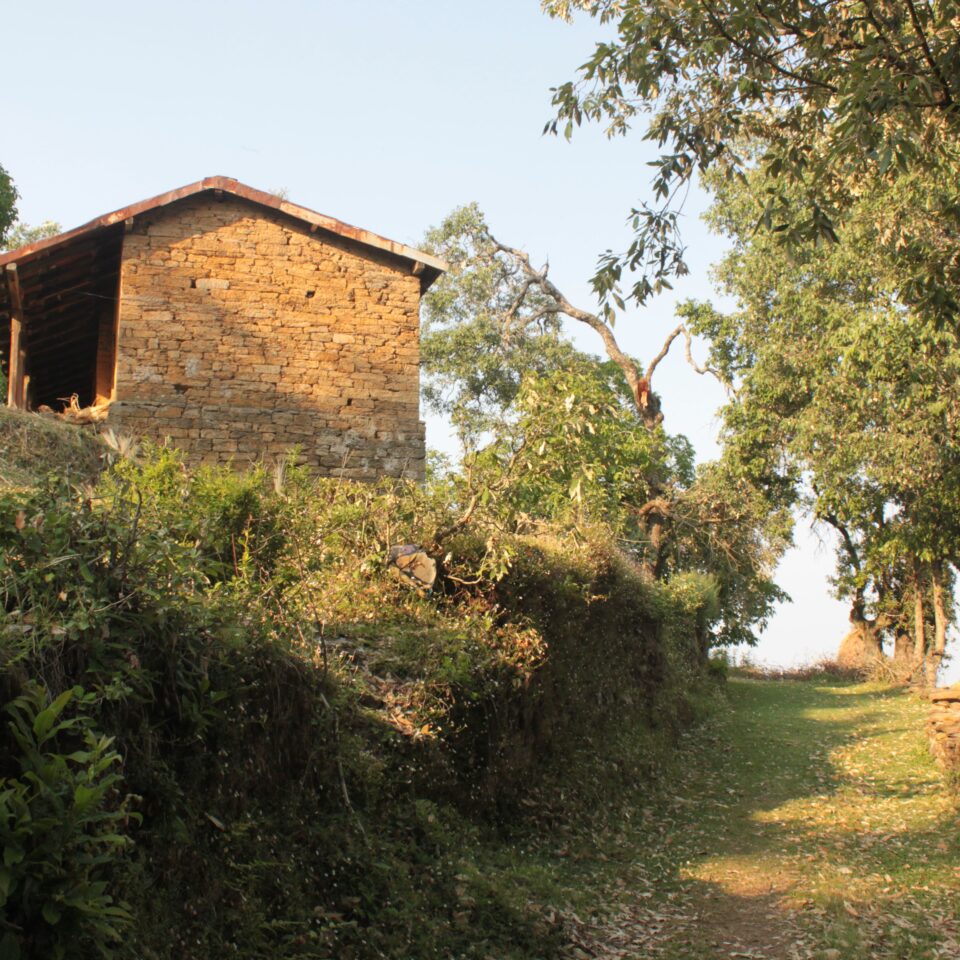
[109,195,425,480]
[926,683,960,773]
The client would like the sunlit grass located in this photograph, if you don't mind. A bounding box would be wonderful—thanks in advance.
[546,675,960,959]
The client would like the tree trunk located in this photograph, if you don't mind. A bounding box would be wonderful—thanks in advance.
[926,563,948,686]
[913,562,927,676]
[836,592,884,671]
[646,507,667,579]
[892,630,916,681]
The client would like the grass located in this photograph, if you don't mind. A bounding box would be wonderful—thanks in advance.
[0,406,104,489]
[105,667,955,959]
[536,673,960,960]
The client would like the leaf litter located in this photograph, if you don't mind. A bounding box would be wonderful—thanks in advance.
[556,677,960,960]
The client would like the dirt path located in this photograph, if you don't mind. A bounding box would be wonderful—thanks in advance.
[561,677,960,960]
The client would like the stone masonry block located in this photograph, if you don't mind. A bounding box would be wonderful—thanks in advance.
[114,195,427,480]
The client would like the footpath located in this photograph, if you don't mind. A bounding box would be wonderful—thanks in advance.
[559,676,960,960]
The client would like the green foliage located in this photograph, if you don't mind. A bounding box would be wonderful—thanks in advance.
[99,442,287,581]
[670,458,791,647]
[421,203,580,448]
[543,0,960,320]
[0,684,135,960]
[421,200,787,647]
[456,354,785,648]
[0,434,727,958]
[1,221,60,254]
[479,356,668,536]
[0,164,16,247]
[0,474,212,696]
[689,165,959,669]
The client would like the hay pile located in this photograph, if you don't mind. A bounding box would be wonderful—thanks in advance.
[37,393,112,424]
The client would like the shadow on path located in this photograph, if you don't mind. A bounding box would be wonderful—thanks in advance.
[562,677,960,960]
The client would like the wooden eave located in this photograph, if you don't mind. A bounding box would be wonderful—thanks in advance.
[0,176,447,291]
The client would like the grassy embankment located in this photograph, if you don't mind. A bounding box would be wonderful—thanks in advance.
[7,411,951,959]
[0,408,719,960]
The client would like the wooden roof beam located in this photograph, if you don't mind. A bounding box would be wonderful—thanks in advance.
[26,319,100,347]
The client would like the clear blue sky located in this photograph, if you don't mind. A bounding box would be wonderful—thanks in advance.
[8,1,948,677]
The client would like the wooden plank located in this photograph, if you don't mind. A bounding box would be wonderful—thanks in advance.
[15,241,102,286]
[22,266,121,312]
[5,264,25,408]
[20,243,119,291]
[23,325,94,352]
[32,277,102,309]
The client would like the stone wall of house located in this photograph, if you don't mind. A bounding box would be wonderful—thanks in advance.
[109,195,425,479]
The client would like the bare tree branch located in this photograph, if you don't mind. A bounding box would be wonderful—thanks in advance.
[681,328,735,395]
[645,325,685,381]
[486,233,657,423]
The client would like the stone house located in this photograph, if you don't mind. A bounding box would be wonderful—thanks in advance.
[0,177,445,479]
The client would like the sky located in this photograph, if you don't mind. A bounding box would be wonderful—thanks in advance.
[5,1,950,678]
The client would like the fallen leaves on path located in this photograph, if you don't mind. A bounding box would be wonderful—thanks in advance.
[558,677,960,960]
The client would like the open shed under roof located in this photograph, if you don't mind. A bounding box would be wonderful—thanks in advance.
[0,176,446,410]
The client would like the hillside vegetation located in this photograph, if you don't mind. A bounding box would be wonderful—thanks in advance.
[0,413,720,960]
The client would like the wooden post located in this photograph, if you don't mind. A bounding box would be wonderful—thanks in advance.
[5,263,25,409]
[94,303,118,403]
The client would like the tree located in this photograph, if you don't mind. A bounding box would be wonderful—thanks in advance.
[472,353,684,539]
[688,166,960,680]
[0,162,17,246]
[420,204,578,449]
[1,219,60,253]
[422,203,725,575]
[671,457,790,648]
[421,205,788,645]
[542,0,960,323]
[0,163,60,253]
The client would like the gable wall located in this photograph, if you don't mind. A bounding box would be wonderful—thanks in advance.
[110,196,425,479]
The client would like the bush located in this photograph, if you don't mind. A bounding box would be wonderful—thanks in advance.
[0,684,135,960]
[0,444,720,958]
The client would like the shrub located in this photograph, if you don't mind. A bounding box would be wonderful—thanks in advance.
[0,684,135,960]
[0,443,722,958]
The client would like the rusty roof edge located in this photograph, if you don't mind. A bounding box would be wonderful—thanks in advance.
[0,176,449,279]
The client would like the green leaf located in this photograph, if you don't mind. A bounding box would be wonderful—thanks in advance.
[32,688,75,741]
[0,932,20,960]
[72,783,99,812]
[2,846,23,867]
[41,901,63,925]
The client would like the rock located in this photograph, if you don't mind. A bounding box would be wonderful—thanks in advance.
[387,544,437,590]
